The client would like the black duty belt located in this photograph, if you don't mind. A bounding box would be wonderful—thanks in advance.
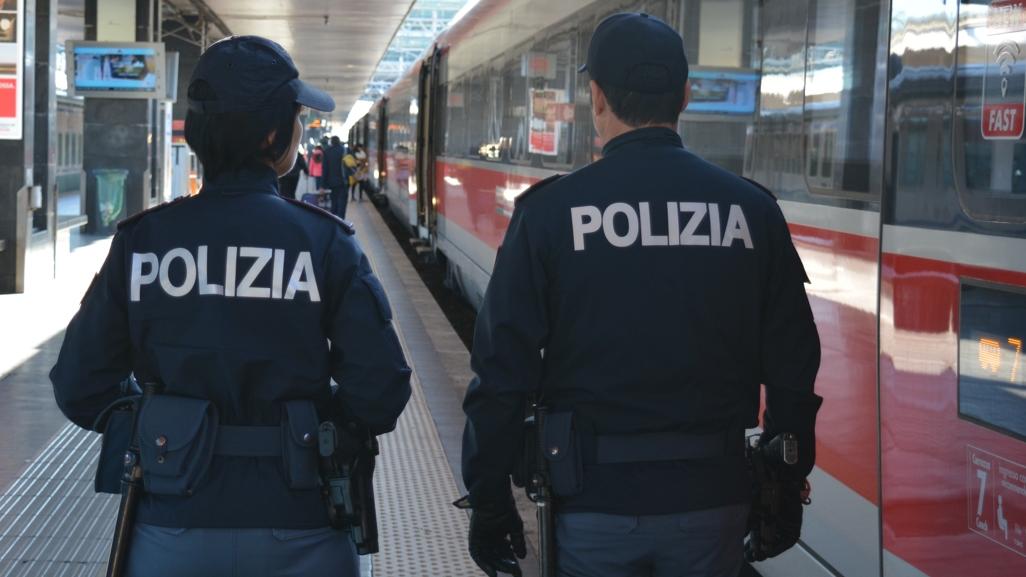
[592,429,744,465]
[214,425,282,457]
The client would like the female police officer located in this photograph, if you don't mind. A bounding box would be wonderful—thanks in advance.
[49,36,411,576]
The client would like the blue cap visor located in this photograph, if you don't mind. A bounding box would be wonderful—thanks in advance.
[294,79,335,112]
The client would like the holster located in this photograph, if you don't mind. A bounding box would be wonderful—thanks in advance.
[318,419,380,555]
[93,395,142,494]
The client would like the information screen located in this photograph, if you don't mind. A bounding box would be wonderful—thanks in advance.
[686,68,759,115]
[72,43,161,96]
[959,281,1026,440]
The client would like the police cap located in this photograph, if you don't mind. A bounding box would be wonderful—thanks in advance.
[188,35,335,114]
[579,12,689,95]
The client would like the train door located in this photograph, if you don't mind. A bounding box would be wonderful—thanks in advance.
[748,0,890,576]
[881,2,1026,576]
[415,45,444,240]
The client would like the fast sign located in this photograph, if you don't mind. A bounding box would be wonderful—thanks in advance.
[983,1,1026,140]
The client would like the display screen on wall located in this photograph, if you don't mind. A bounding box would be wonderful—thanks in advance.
[959,280,1026,441]
[0,0,24,140]
[685,67,759,116]
[69,41,166,99]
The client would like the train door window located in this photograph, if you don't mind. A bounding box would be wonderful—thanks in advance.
[954,1,1026,223]
[676,0,761,176]
[801,0,886,198]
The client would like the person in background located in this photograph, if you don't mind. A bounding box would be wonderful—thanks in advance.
[322,136,348,219]
[309,145,324,191]
[278,149,308,200]
[344,147,360,203]
[354,145,370,201]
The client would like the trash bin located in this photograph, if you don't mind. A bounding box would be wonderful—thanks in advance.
[89,169,128,235]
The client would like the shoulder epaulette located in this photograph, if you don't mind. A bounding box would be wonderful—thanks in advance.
[742,177,778,201]
[117,196,191,231]
[515,174,563,207]
[283,196,356,235]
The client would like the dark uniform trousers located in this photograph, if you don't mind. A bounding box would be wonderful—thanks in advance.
[556,505,749,577]
[126,524,359,577]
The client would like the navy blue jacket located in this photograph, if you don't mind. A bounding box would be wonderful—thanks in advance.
[462,127,821,515]
[322,144,346,188]
[50,166,411,528]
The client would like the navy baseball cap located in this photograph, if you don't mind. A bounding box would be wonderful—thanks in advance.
[579,13,689,94]
[188,36,335,113]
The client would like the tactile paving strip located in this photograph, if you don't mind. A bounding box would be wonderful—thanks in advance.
[0,424,117,577]
[351,204,481,576]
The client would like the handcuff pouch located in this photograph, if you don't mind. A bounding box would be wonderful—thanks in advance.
[138,396,218,496]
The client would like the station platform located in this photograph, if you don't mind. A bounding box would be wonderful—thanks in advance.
[0,202,531,577]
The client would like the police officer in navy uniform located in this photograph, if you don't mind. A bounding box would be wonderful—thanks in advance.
[49,36,411,577]
[461,13,822,577]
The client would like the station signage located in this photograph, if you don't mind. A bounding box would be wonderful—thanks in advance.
[968,445,1026,558]
[0,0,23,140]
[984,0,1026,140]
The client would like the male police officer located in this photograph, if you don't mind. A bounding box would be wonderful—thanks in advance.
[50,36,411,577]
[461,13,822,577]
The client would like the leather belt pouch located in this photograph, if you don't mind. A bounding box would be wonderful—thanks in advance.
[281,400,321,490]
[542,411,583,497]
[138,396,218,496]
[92,395,140,494]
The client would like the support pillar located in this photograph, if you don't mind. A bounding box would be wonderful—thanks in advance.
[33,0,57,251]
[0,0,38,294]
[83,0,155,235]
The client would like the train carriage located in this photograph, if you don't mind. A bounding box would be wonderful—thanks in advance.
[357,1,1026,576]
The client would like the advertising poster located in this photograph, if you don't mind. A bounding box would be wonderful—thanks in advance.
[529,88,565,156]
[0,0,22,140]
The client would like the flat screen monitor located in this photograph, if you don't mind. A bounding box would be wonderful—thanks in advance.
[68,41,165,99]
[685,67,759,116]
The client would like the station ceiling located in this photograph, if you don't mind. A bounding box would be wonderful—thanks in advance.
[205,0,417,121]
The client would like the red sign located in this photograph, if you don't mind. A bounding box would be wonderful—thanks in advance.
[983,103,1026,139]
[968,446,1026,558]
[0,78,15,117]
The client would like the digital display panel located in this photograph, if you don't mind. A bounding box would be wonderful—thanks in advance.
[959,281,1026,440]
[685,68,759,115]
[71,42,163,98]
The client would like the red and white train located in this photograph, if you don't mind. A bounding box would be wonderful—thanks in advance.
[351,1,1026,575]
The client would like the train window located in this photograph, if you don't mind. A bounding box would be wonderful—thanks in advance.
[959,281,1026,441]
[444,78,468,157]
[524,33,577,169]
[954,1,1026,223]
[677,0,761,176]
[801,0,885,198]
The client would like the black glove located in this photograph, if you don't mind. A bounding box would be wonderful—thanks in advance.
[456,494,527,577]
[745,477,810,562]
